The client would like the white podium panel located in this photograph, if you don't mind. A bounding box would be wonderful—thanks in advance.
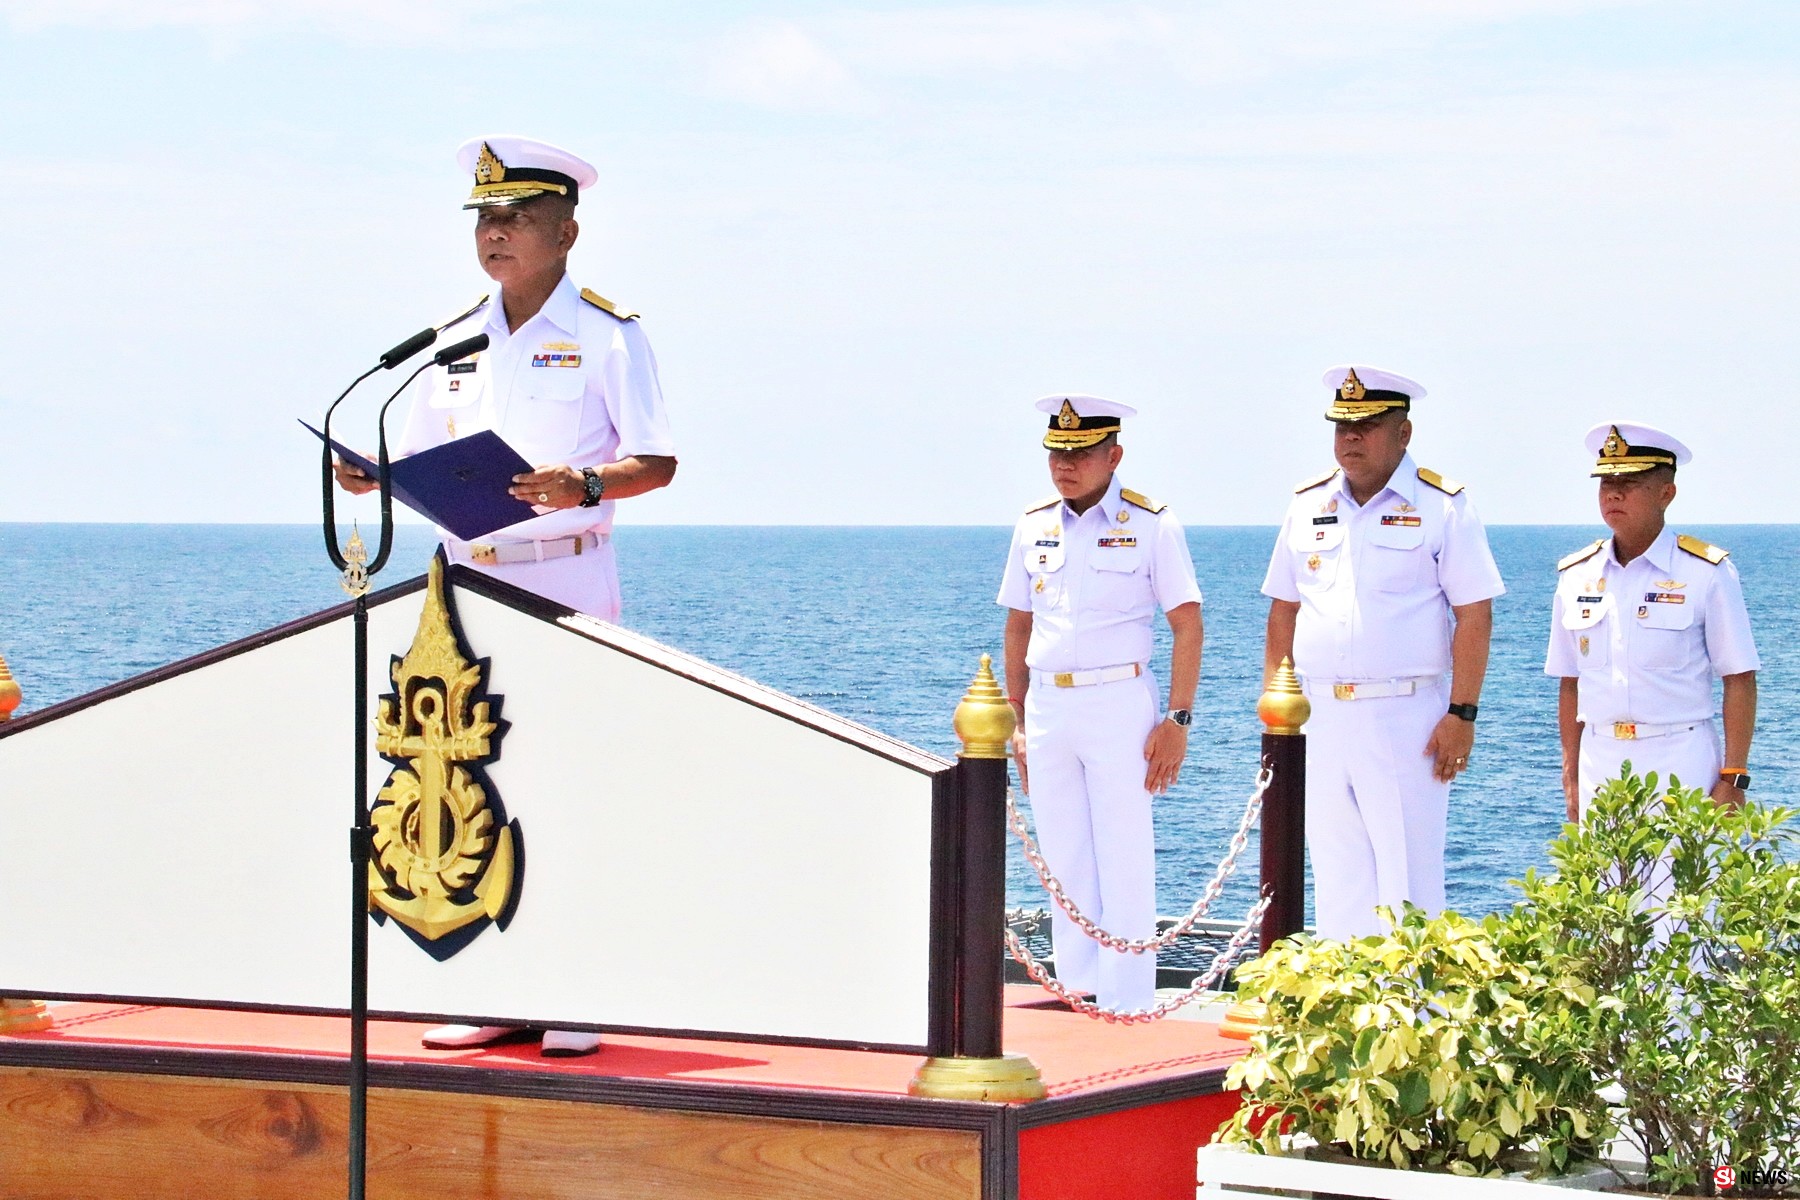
[0,568,951,1050]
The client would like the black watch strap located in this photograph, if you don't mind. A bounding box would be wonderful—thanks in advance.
[1721,771,1751,791]
[578,467,606,508]
[1447,702,1479,722]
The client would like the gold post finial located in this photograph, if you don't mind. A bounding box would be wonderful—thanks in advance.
[0,646,22,722]
[953,653,1016,760]
[1256,657,1310,736]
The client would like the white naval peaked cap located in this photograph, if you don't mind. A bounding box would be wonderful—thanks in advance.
[1585,421,1692,476]
[1035,393,1137,450]
[457,135,599,209]
[1321,364,1426,423]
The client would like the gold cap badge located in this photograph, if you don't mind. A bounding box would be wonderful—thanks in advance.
[1057,400,1080,430]
[1340,368,1366,401]
[1600,426,1626,459]
[474,142,505,185]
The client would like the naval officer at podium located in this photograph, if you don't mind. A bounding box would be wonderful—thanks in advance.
[998,395,1203,1013]
[333,134,677,624]
[334,134,678,1056]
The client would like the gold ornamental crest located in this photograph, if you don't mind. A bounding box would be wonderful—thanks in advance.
[1057,400,1080,429]
[1339,368,1366,400]
[370,556,522,959]
[474,142,507,185]
[1600,425,1627,459]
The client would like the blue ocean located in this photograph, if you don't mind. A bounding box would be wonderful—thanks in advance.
[1,523,1792,925]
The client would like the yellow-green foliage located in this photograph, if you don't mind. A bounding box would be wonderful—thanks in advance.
[1220,906,1610,1177]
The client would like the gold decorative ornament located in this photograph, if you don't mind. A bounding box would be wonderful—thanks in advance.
[369,558,521,955]
[1339,368,1366,400]
[954,654,1016,760]
[1600,426,1626,459]
[1257,658,1311,736]
[0,998,51,1034]
[0,646,21,722]
[909,1053,1045,1102]
[1057,399,1080,430]
[474,141,506,185]
[340,523,371,598]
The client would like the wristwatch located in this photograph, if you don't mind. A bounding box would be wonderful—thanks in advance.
[578,467,606,508]
[1166,709,1192,727]
[1720,770,1751,791]
[1447,702,1479,722]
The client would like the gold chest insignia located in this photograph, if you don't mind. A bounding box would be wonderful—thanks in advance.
[1117,508,1130,523]
[1057,399,1080,429]
[1394,501,1415,514]
[1322,498,1338,514]
[1034,576,1045,593]
[474,141,506,185]
[1655,579,1686,590]
[1579,635,1590,656]
[370,557,522,956]
[1307,553,1321,572]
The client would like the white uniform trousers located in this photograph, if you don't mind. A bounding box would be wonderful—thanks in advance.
[1303,678,1449,941]
[1577,722,1719,817]
[1023,672,1159,1012]
[445,538,622,623]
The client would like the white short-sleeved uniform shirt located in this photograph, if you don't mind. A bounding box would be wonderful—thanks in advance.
[1261,453,1504,682]
[396,273,675,541]
[1544,528,1759,725]
[996,476,1203,673]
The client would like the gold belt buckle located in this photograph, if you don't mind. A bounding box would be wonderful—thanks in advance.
[1613,722,1637,740]
[1333,683,1356,700]
[470,543,498,565]
[1053,672,1075,688]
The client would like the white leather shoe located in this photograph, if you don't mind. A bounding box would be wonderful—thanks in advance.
[539,1029,602,1058]
[420,1024,535,1049]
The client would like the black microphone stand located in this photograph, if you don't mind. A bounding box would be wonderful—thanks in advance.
[317,328,449,1200]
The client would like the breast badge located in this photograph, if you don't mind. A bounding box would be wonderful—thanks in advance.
[370,557,523,959]
[1579,635,1590,656]
[1307,554,1321,572]
[1034,577,1045,593]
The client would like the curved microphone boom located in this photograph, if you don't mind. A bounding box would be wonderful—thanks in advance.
[319,327,437,569]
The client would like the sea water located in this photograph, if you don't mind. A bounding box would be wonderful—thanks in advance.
[1,522,1792,924]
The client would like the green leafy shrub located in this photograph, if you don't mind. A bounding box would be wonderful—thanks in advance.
[1513,768,1800,1197]
[1219,905,1610,1177]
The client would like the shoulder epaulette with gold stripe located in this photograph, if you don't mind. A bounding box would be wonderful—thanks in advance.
[1293,468,1339,494]
[1120,488,1167,514]
[436,294,489,332]
[1557,540,1605,572]
[1416,467,1464,495]
[580,288,639,320]
[1677,533,1729,564]
[1025,495,1060,514]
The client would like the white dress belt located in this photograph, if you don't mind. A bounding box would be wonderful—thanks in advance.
[446,530,607,566]
[1032,663,1144,689]
[1589,720,1700,741]
[1305,676,1438,701]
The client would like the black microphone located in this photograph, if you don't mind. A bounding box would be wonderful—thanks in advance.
[432,333,489,367]
[378,328,437,369]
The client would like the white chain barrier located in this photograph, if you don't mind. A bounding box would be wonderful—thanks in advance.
[1002,764,1276,1021]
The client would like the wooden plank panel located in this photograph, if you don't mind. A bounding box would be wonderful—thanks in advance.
[0,1068,982,1200]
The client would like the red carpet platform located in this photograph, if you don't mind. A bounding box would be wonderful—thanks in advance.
[0,987,1245,1200]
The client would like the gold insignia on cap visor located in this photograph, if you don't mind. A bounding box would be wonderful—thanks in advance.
[1340,368,1367,401]
[1326,366,1411,423]
[475,142,506,185]
[1058,400,1080,430]
[1592,424,1678,476]
[464,142,576,209]
[1042,403,1123,449]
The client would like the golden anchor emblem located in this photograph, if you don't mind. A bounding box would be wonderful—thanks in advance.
[370,557,521,956]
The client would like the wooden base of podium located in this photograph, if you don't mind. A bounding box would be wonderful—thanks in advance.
[0,994,1247,1200]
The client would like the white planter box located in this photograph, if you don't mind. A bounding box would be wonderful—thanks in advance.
[1197,1138,1619,1200]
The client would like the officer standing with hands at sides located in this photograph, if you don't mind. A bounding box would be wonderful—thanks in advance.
[1261,366,1503,941]
[997,395,1203,1013]
[1545,423,1757,819]
[334,135,677,625]
[333,135,678,1057]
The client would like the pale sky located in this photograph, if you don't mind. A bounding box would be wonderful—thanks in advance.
[2,1,1795,526]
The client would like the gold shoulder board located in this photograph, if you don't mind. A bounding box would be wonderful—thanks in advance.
[436,294,490,332]
[1676,533,1728,564]
[1557,540,1605,572]
[1120,488,1167,514]
[1293,468,1339,494]
[1416,467,1464,495]
[580,288,640,320]
[1024,495,1061,514]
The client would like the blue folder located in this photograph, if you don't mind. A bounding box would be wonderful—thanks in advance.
[302,421,540,541]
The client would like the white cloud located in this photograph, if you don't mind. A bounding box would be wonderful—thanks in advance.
[706,22,864,112]
[0,0,537,45]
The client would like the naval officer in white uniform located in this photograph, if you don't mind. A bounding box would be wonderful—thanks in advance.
[1546,423,1758,819]
[1261,366,1503,941]
[336,135,677,624]
[334,135,678,1058]
[998,395,1203,1012]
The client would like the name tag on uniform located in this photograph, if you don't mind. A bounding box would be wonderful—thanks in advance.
[1311,515,1338,526]
[1576,595,1604,604]
[1645,591,1685,604]
[532,353,582,368]
[1380,514,1422,527]
[1097,536,1137,548]
[447,362,478,374]
[1034,539,1061,547]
